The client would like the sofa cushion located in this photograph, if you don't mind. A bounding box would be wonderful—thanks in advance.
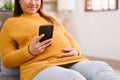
[0,76,19,80]
[0,61,20,77]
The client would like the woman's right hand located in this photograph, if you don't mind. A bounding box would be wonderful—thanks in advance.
[28,34,53,56]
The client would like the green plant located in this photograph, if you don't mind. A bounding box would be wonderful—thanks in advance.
[4,0,13,10]
[0,0,13,11]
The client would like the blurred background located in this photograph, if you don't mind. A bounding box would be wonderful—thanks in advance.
[0,0,120,73]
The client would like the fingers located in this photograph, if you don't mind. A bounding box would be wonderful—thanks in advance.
[32,34,45,44]
[63,48,72,52]
[36,34,45,43]
[58,48,79,58]
[58,52,74,58]
[29,35,53,56]
[38,39,52,51]
[40,38,53,46]
[36,38,52,50]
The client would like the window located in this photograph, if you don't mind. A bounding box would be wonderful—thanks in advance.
[85,0,118,11]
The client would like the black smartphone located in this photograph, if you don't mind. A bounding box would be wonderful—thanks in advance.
[39,25,54,42]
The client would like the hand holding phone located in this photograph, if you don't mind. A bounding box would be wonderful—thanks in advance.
[39,25,54,42]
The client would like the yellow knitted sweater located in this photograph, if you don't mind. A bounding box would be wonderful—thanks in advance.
[0,13,87,80]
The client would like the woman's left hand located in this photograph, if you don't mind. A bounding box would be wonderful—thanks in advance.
[58,48,79,58]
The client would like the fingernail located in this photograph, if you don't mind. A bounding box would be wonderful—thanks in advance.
[41,34,45,36]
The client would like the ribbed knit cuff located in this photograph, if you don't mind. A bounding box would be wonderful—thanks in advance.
[23,46,35,59]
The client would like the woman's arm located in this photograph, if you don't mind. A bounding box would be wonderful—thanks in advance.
[0,23,35,68]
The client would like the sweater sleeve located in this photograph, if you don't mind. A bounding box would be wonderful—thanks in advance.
[54,18,81,55]
[0,22,35,68]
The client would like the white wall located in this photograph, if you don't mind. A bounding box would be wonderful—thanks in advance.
[0,0,5,8]
[66,0,120,60]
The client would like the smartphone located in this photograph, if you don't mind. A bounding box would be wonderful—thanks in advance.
[39,25,54,42]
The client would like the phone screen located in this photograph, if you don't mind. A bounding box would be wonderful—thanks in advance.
[39,25,54,42]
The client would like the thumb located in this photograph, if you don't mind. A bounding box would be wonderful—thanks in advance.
[63,48,72,52]
[36,34,45,42]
